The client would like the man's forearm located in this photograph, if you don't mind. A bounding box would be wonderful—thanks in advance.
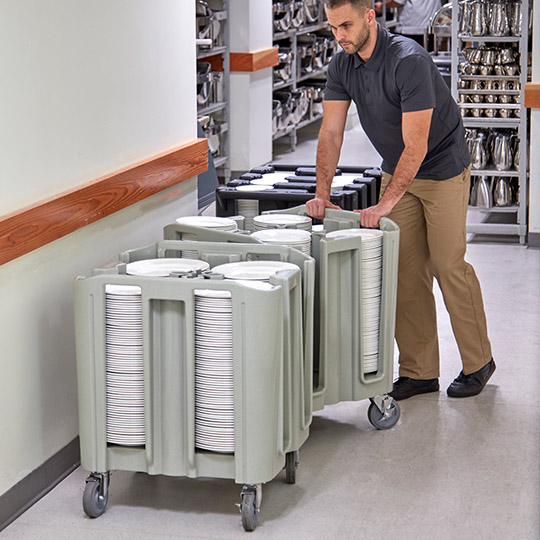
[379,142,427,212]
[316,130,343,200]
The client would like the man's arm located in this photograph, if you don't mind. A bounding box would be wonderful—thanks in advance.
[358,108,433,228]
[306,100,350,219]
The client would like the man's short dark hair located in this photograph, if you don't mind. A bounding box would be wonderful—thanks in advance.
[325,0,373,11]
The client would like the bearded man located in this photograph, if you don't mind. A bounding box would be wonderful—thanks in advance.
[306,0,496,400]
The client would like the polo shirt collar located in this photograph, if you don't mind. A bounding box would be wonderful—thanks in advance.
[353,22,387,71]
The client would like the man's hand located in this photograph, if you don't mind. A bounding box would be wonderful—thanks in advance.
[356,201,392,228]
[306,197,342,220]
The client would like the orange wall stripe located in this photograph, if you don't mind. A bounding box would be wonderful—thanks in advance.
[524,83,540,109]
[0,138,208,266]
[230,47,279,72]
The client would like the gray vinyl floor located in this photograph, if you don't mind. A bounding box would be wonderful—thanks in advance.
[3,121,539,540]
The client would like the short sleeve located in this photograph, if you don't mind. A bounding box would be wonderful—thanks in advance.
[395,55,436,112]
[324,55,352,101]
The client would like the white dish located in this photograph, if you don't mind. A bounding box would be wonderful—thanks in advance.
[126,258,209,277]
[236,184,273,192]
[211,261,299,281]
[175,216,238,230]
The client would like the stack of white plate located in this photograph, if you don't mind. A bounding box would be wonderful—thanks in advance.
[252,214,312,232]
[325,228,384,374]
[250,228,312,256]
[105,284,145,446]
[235,185,273,232]
[330,174,357,191]
[250,178,289,187]
[125,258,210,276]
[212,260,299,281]
[194,289,235,453]
[249,172,291,185]
[175,216,238,259]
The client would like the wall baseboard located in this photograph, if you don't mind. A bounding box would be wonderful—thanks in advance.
[0,437,80,532]
[529,232,540,248]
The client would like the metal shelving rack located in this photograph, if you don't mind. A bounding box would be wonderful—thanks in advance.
[451,0,530,243]
[196,0,231,181]
[272,2,330,151]
[272,0,398,153]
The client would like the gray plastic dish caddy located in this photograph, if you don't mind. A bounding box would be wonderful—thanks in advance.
[260,206,401,425]
[73,240,314,531]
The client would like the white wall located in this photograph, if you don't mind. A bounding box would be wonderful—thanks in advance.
[229,0,273,172]
[0,0,198,496]
[529,4,540,238]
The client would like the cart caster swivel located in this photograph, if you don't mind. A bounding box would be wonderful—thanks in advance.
[239,484,261,532]
[82,472,110,518]
[368,395,401,430]
[285,451,299,484]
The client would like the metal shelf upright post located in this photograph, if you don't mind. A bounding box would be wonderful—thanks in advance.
[196,0,231,182]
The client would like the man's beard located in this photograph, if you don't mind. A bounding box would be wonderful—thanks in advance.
[341,28,369,55]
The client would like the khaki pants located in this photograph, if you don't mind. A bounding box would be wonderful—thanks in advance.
[381,166,492,379]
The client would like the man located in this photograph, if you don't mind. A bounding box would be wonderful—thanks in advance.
[306,0,496,400]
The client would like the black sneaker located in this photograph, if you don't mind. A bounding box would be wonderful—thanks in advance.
[389,377,439,401]
[447,358,496,398]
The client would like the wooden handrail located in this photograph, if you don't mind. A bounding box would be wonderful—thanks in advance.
[230,47,279,72]
[525,83,540,108]
[0,138,208,266]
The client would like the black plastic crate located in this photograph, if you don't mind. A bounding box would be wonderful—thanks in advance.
[216,187,358,217]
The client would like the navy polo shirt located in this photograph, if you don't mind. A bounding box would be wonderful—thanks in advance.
[324,24,470,180]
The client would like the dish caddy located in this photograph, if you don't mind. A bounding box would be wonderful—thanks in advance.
[73,239,315,531]
[260,206,401,429]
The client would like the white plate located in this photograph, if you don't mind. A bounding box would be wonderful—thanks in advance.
[236,184,273,192]
[251,228,311,244]
[105,285,142,295]
[194,289,233,299]
[211,261,299,281]
[326,228,384,241]
[250,177,289,186]
[253,214,311,227]
[175,216,238,230]
[126,258,209,277]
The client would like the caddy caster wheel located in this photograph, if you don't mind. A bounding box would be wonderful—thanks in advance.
[285,451,299,484]
[82,472,110,518]
[240,485,259,532]
[368,396,401,430]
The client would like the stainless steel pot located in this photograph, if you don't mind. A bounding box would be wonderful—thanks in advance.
[463,46,483,64]
[504,63,519,76]
[470,134,488,169]
[509,1,522,36]
[459,0,472,34]
[491,132,513,170]
[493,177,513,206]
[475,176,492,208]
[197,62,213,107]
[274,2,292,32]
[291,0,305,28]
[477,65,492,76]
[498,47,516,64]
[481,48,497,65]
[470,0,487,36]
[488,0,510,36]
[304,0,320,23]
